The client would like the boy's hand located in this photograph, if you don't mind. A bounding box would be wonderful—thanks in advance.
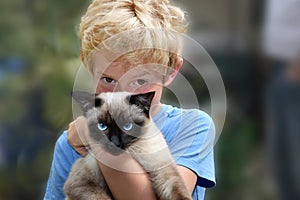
[67,116,90,156]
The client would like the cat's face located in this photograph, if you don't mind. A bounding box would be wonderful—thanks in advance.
[72,91,155,154]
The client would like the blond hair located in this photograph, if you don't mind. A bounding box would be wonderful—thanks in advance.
[79,0,187,73]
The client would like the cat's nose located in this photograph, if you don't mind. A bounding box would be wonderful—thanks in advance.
[111,135,121,147]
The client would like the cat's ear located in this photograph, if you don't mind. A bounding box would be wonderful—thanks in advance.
[129,91,155,116]
[71,91,102,112]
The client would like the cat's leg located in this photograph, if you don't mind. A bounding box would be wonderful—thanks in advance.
[148,164,192,200]
[129,132,192,200]
[64,154,113,200]
[65,185,112,200]
[131,150,192,200]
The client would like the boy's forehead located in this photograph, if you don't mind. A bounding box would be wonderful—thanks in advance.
[92,54,168,76]
[94,63,167,80]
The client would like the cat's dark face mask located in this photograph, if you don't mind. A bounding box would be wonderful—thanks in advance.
[71,91,155,154]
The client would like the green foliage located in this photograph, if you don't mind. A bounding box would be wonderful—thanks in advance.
[211,120,258,199]
[0,0,87,199]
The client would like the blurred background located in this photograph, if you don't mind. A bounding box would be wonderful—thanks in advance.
[1,0,300,199]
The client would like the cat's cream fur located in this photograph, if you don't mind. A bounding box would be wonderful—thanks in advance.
[64,91,192,200]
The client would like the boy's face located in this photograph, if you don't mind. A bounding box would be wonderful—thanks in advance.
[92,54,167,106]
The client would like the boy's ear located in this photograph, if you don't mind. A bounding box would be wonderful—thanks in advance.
[71,91,102,112]
[164,57,183,86]
[128,91,156,116]
[80,53,85,63]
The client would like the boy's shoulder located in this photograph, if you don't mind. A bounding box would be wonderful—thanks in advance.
[160,104,212,123]
[155,104,214,138]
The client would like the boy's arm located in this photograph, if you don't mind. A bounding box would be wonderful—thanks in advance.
[99,161,157,200]
[96,158,196,200]
[44,131,79,200]
[177,165,198,193]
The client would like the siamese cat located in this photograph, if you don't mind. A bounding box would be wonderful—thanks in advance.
[64,91,192,200]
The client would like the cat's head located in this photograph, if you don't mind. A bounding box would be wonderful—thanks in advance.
[71,91,155,154]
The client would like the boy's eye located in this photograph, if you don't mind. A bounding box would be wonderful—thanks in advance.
[97,123,108,131]
[135,79,147,86]
[123,123,133,131]
[102,77,116,84]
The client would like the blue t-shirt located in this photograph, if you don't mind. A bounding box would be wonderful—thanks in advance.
[43,104,216,200]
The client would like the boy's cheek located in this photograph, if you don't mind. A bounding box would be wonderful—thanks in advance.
[96,84,115,93]
[133,83,161,94]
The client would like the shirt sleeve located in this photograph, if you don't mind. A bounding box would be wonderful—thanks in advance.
[168,110,216,199]
[43,131,81,200]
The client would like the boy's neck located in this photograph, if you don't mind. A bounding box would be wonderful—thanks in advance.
[150,102,163,118]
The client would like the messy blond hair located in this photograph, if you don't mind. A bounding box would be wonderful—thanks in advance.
[79,0,187,73]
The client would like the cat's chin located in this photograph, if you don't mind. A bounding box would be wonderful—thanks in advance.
[103,144,125,156]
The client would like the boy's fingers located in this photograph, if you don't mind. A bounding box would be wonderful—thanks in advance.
[67,116,90,152]
[74,146,88,157]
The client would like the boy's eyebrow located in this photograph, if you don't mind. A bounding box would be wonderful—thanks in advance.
[125,70,162,80]
[97,73,117,80]
[130,70,152,77]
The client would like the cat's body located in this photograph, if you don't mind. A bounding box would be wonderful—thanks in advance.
[64,91,192,200]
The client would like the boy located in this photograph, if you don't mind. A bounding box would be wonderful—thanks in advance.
[44,0,216,199]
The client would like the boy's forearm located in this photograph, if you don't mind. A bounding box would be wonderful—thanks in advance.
[96,156,196,200]
[98,160,157,200]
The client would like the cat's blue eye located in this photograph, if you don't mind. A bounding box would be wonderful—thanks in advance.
[123,123,133,131]
[97,123,108,131]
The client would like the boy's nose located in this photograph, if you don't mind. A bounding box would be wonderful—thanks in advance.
[114,83,135,93]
